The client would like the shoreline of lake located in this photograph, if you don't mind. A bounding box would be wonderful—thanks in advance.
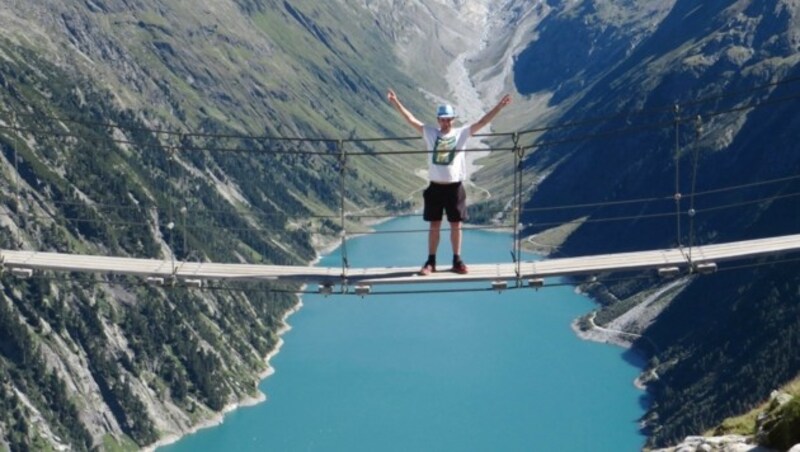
[159,218,641,450]
[149,300,302,452]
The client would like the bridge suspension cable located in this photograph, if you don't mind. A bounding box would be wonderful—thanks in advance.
[3,76,800,295]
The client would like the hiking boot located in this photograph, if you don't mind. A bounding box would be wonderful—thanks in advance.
[452,259,468,275]
[419,262,436,276]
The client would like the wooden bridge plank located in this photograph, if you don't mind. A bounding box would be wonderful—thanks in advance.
[2,233,800,288]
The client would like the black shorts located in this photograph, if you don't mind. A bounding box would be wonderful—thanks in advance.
[423,182,467,223]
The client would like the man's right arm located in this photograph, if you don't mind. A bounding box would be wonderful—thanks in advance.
[387,89,423,134]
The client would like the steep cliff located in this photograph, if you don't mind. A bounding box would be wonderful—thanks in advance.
[0,0,484,449]
[510,0,800,447]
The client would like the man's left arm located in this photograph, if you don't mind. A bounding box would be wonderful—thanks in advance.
[470,94,512,135]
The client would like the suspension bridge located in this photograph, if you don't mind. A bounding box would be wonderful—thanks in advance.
[2,233,800,295]
[2,77,800,295]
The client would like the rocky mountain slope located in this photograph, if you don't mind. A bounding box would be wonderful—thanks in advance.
[508,0,800,448]
[0,1,497,449]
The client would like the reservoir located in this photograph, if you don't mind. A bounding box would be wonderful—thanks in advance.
[162,215,647,451]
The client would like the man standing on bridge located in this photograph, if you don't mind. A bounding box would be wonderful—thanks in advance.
[387,88,512,275]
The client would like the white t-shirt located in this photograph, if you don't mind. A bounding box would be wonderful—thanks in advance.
[422,125,471,183]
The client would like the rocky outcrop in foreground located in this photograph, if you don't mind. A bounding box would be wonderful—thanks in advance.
[653,391,800,452]
[651,435,774,452]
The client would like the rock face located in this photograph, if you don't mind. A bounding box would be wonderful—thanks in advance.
[651,435,772,452]
[755,391,800,451]
[654,391,800,452]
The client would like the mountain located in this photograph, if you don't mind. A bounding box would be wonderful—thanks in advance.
[0,1,489,449]
[2,0,800,450]
[505,0,800,447]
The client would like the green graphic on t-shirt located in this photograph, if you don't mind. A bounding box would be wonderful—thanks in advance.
[433,135,457,165]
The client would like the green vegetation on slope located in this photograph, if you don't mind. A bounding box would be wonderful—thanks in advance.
[0,0,449,448]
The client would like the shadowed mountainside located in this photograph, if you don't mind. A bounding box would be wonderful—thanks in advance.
[511,0,800,446]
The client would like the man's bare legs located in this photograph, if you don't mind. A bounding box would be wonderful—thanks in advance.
[428,221,461,255]
[419,221,442,275]
[450,221,467,273]
[428,221,442,255]
[420,221,466,274]
[449,221,462,256]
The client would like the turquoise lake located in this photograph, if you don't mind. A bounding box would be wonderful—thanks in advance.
[162,216,647,451]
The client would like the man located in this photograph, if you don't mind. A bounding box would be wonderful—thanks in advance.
[386,88,512,275]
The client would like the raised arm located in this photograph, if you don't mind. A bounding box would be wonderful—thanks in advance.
[470,94,512,135]
[387,89,424,134]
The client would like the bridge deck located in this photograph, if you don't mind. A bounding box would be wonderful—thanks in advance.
[2,233,800,288]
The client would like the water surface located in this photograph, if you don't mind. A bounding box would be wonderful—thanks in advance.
[163,216,646,451]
